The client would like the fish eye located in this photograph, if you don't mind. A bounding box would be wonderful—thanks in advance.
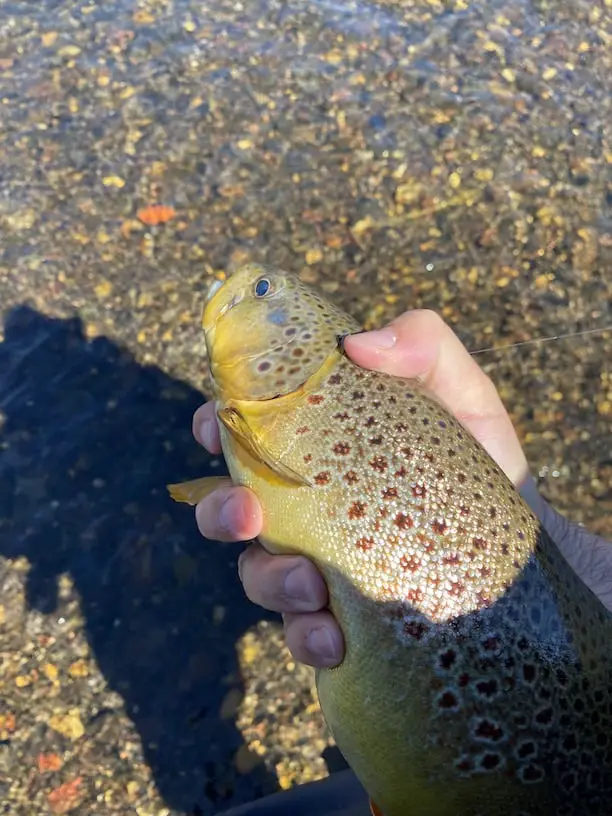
[254,277,271,297]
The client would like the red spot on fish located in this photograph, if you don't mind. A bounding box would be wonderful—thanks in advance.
[472,537,488,550]
[443,553,461,565]
[394,466,407,478]
[394,512,414,530]
[343,470,359,484]
[449,581,466,597]
[314,472,330,485]
[400,554,421,572]
[333,411,350,421]
[348,501,367,519]
[333,441,351,455]
[405,587,424,604]
[432,519,448,535]
[369,455,388,472]
[412,484,426,498]
[308,394,325,404]
[355,536,375,551]
[369,435,383,445]
[460,505,470,516]
[296,426,310,435]
[401,447,414,459]
[382,487,398,500]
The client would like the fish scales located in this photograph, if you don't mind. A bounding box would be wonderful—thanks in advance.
[169,265,612,815]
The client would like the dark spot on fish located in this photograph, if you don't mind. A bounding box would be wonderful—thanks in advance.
[476,679,498,698]
[343,470,359,484]
[457,473,466,483]
[394,466,407,478]
[521,764,545,783]
[432,519,448,535]
[535,707,553,726]
[412,484,426,498]
[258,361,271,372]
[404,620,429,640]
[296,426,310,435]
[382,487,398,500]
[352,390,365,400]
[303,454,313,463]
[364,416,377,427]
[333,441,351,455]
[314,472,330,485]
[438,649,457,671]
[475,719,504,742]
[438,690,459,709]
[472,537,488,550]
[523,664,537,684]
[480,753,501,771]
[369,436,383,445]
[329,373,342,385]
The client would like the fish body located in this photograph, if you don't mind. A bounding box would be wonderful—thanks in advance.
[169,265,612,815]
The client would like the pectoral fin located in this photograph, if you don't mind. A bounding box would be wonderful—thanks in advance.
[369,800,384,816]
[167,476,232,505]
[218,406,311,487]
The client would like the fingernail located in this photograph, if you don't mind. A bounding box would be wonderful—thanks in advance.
[284,565,313,604]
[199,419,214,450]
[350,327,396,350]
[306,626,338,663]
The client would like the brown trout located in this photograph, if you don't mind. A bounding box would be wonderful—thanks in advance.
[169,264,612,816]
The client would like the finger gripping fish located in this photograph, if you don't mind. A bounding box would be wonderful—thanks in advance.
[169,264,612,816]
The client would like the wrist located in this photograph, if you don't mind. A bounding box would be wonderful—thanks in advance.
[518,475,612,612]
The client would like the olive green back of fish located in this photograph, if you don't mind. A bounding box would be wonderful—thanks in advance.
[219,353,612,816]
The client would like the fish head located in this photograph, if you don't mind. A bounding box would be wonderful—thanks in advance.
[203,263,360,400]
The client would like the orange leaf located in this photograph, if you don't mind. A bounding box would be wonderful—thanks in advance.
[47,777,83,813]
[37,752,63,773]
[136,204,176,226]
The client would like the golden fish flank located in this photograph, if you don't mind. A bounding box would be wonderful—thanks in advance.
[169,264,612,816]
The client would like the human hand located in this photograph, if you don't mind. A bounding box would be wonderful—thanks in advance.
[192,309,543,667]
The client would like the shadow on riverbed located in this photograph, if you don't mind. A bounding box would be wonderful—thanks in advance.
[0,305,280,814]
